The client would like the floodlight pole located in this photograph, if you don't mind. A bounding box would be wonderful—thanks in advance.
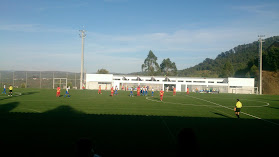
[13,71,14,86]
[26,72,27,88]
[258,35,265,95]
[40,71,41,89]
[53,72,54,89]
[75,73,77,87]
[0,73,1,88]
[79,30,86,89]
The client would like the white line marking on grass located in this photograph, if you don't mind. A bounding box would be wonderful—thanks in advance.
[160,116,176,144]
[146,96,269,108]
[180,95,270,108]
[146,97,223,107]
[187,95,279,126]
[242,104,270,108]
[19,108,42,113]
[14,92,22,96]
[0,92,22,97]
[6,100,56,102]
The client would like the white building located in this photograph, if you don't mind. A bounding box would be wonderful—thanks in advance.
[86,74,256,94]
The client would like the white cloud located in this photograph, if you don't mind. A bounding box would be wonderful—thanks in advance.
[0,24,76,33]
[1,22,279,73]
[232,3,279,20]
[86,27,268,55]
[84,53,143,73]
[0,24,40,32]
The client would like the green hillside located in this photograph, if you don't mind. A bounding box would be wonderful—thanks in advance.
[178,36,279,78]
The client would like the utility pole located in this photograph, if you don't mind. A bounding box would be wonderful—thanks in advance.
[13,71,14,86]
[75,73,77,88]
[53,72,54,89]
[258,35,265,95]
[40,71,42,89]
[26,72,27,88]
[79,29,86,89]
[0,73,1,88]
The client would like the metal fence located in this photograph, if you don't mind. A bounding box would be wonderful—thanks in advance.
[0,71,82,89]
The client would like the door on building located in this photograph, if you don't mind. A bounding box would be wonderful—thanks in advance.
[181,85,186,92]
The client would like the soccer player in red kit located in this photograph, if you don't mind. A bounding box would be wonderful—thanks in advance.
[137,86,140,96]
[173,87,176,96]
[98,85,102,94]
[187,87,189,94]
[110,87,114,96]
[160,89,164,101]
[56,86,61,97]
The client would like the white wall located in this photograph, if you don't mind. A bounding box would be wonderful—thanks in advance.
[228,78,254,87]
[85,74,255,94]
[86,74,113,82]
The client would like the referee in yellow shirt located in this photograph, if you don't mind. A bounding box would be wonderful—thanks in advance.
[234,99,242,118]
[8,85,13,96]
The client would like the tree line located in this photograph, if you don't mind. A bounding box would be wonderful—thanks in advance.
[141,50,177,76]
[97,50,178,76]
[178,36,279,79]
[96,36,279,77]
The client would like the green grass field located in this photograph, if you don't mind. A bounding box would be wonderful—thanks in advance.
[0,88,279,157]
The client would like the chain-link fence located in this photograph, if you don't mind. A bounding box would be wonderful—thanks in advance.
[0,71,83,89]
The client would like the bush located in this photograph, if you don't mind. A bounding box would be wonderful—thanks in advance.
[67,82,73,89]
[21,83,26,88]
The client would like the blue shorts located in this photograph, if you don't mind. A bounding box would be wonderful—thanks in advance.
[66,91,69,94]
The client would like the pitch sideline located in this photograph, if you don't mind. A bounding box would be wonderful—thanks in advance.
[187,95,279,126]
[146,96,270,108]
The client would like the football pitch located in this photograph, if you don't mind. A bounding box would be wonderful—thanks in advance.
[0,89,279,157]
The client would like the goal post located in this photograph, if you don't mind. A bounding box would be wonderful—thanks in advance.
[53,78,67,89]
[254,87,258,95]
[232,87,258,94]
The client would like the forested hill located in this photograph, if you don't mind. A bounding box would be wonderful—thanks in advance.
[178,36,279,78]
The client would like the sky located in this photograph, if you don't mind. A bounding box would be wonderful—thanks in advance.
[0,0,279,73]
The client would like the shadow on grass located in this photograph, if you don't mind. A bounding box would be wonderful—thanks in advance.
[0,91,39,101]
[21,91,39,96]
[0,102,278,157]
[265,106,279,110]
[256,97,279,102]
[0,102,19,112]
[211,112,231,118]
[44,105,85,115]
[0,96,13,101]
[151,97,161,101]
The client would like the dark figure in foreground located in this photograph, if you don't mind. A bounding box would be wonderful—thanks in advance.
[177,128,200,157]
[76,138,101,157]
